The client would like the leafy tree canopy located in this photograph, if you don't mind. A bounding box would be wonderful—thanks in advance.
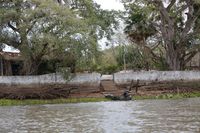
[0,0,119,74]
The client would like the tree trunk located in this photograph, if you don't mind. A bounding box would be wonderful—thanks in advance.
[20,59,40,75]
[166,49,183,70]
[4,60,12,75]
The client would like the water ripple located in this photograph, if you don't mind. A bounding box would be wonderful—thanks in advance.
[0,98,200,133]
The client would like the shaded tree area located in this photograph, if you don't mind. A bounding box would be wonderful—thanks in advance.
[116,45,151,70]
[0,0,119,75]
[124,0,200,70]
[100,44,167,73]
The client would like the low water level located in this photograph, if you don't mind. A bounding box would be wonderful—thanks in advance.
[0,98,200,133]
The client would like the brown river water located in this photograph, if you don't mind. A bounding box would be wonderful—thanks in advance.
[0,98,200,133]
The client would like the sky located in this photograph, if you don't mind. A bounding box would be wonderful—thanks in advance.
[94,0,124,11]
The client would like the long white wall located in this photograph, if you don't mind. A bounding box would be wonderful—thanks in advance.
[114,71,200,84]
[0,73,101,86]
[2,71,200,86]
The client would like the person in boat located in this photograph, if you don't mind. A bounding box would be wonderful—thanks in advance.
[105,90,132,101]
[122,90,132,100]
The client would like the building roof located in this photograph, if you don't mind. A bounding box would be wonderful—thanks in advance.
[0,51,22,61]
[2,44,20,53]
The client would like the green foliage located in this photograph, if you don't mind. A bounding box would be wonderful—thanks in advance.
[124,0,200,70]
[97,64,119,74]
[98,44,167,71]
[134,92,200,100]
[116,45,142,69]
[115,45,157,70]
[95,47,119,74]
[0,0,84,74]
[153,57,169,71]
[0,98,110,106]
[58,67,75,81]
[125,1,157,41]
[0,0,119,74]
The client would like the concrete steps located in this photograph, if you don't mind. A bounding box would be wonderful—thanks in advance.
[101,80,117,91]
[100,75,127,96]
[101,80,124,96]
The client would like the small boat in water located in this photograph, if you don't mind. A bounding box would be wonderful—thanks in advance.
[104,90,132,101]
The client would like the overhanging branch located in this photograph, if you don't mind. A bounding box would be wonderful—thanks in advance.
[167,0,176,12]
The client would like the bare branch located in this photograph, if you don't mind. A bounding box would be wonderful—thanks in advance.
[167,0,176,12]
[177,4,188,13]
[26,20,37,34]
[185,51,198,63]
[151,0,174,31]
[181,0,200,39]
[159,2,173,24]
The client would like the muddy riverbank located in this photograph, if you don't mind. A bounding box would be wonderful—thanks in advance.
[0,81,200,100]
[1,71,200,100]
[0,84,102,99]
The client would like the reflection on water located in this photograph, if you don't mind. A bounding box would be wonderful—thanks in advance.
[0,98,200,133]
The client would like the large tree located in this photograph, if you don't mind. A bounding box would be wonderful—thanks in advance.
[0,0,86,74]
[62,0,119,71]
[0,0,118,74]
[124,0,200,70]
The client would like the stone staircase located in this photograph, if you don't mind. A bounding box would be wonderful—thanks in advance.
[101,75,124,96]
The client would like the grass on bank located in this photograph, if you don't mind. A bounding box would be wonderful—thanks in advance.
[0,98,110,106]
[134,92,200,100]
[0,92,200,106]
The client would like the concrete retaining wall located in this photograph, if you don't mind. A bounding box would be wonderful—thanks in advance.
[0,73,101,86]
[114,71,200,84]
[2,71,200,86]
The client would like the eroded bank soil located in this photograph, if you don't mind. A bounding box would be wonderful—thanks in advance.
[0,80,200,99]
